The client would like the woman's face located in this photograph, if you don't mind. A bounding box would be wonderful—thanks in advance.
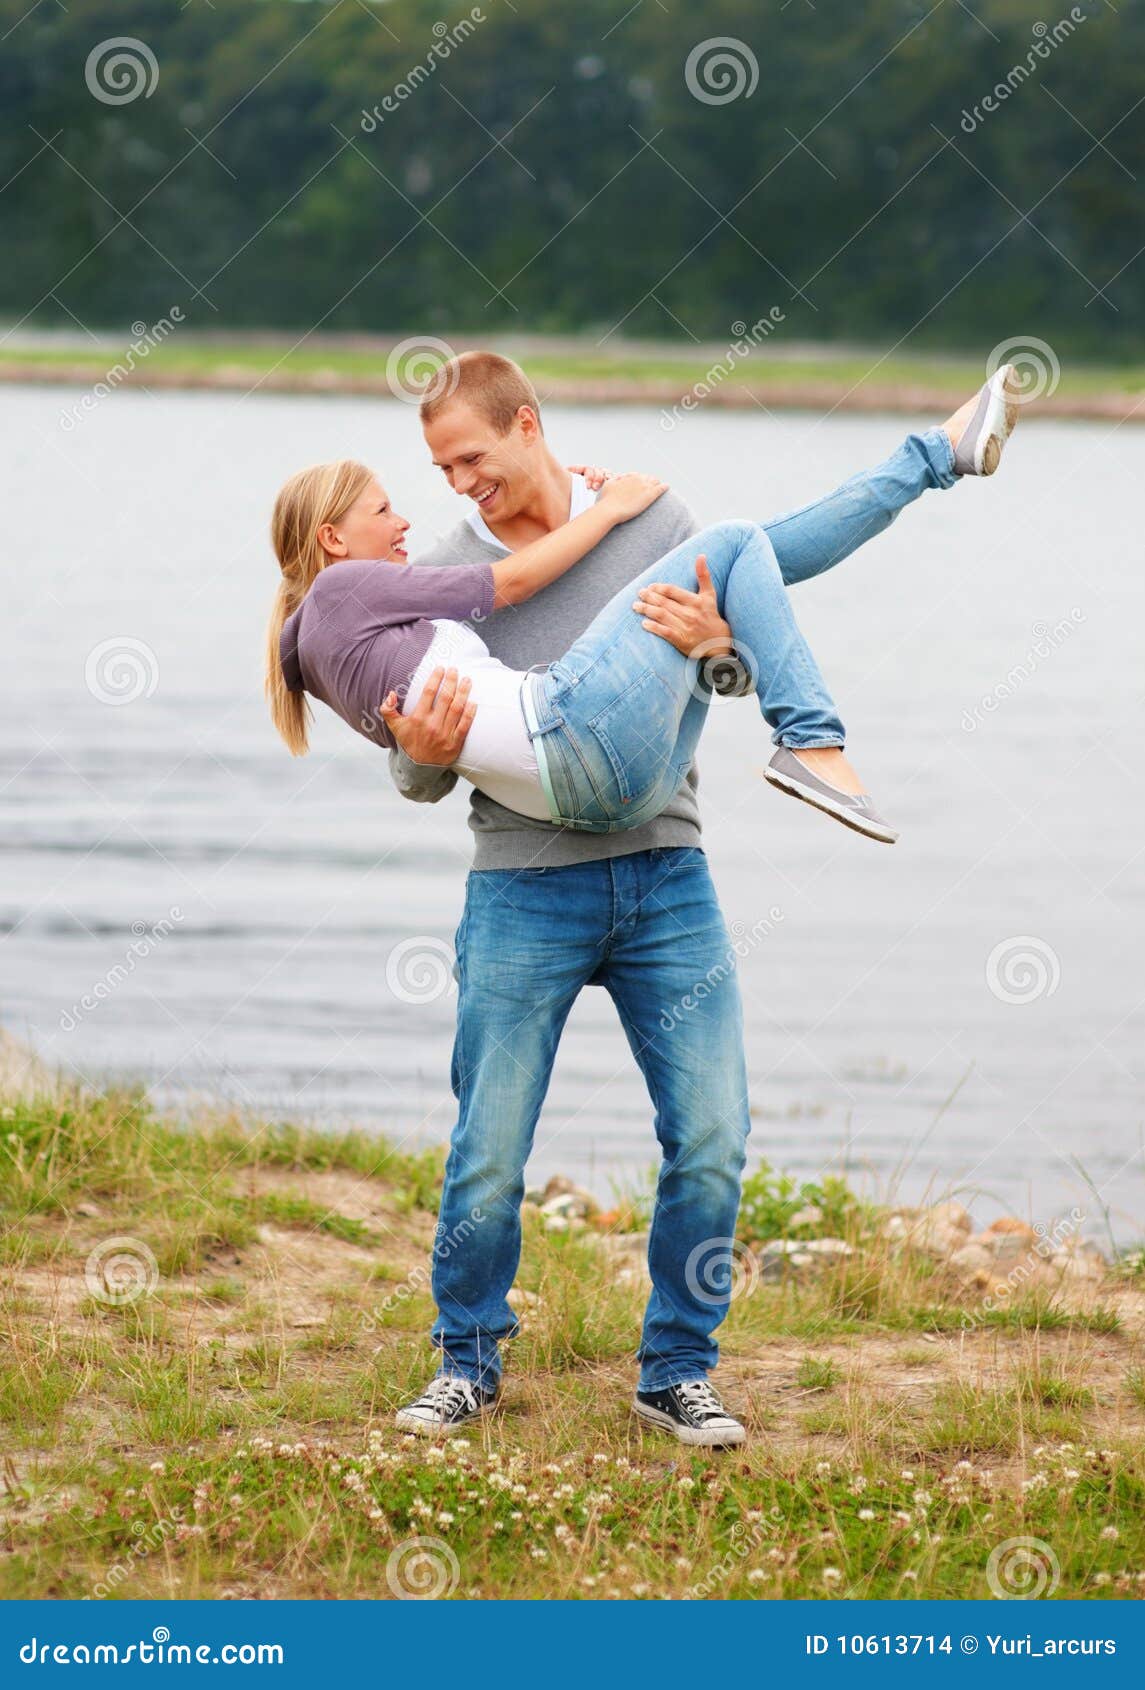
[319,478,411,564]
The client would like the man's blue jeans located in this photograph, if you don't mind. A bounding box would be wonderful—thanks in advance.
[431,847,749,1394]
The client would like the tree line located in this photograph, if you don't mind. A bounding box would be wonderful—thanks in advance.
[0,0,1139,356]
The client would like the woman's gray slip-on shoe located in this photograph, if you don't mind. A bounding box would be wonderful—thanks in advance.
[764,747,900,844]
[953,363,1021,476]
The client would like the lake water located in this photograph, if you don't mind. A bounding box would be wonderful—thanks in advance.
[2,382,1142,1241]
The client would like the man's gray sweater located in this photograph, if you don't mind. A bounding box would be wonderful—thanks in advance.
[388,491,732,870]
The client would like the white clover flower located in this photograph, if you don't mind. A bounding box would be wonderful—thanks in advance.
[858,1508,875,1521]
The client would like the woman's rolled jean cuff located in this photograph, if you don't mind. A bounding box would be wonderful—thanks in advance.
[775,733,846,750]
[921,424,958,487]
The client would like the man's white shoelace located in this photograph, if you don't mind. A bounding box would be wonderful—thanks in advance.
[416,1375,478,1416]
[677,1380,736,1422]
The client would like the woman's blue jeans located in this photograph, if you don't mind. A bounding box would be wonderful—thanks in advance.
[526,428,956,833]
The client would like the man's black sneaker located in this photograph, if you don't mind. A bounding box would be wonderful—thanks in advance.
[394,1374,495,1435]
[633,1379,746,1447]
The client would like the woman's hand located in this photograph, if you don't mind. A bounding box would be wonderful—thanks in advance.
[632,555,734,658]
[566,462,612,491]
[597,471,668,523]
[378,667,475,765]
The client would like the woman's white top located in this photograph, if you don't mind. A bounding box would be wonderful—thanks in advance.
[403,621,550,820]
[400,476,598,823]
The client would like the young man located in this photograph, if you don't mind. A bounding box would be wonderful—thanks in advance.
[387,350,754,1447]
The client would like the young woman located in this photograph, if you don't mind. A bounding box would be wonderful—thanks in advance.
[267,367,1019,844]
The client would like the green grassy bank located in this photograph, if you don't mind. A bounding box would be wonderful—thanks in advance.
[1,1080,1143,1600]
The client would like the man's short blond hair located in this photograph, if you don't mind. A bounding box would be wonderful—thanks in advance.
[420,350,543,435]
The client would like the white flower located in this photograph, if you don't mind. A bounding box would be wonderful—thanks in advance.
[822,1568,842,1584]
[747,1569,767,1583]
[1101,1525,1120,1541]
[858,1508,875,1521]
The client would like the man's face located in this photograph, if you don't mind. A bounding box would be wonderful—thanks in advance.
[423,399,540,524]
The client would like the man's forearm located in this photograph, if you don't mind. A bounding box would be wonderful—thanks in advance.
[388,745,459,804]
